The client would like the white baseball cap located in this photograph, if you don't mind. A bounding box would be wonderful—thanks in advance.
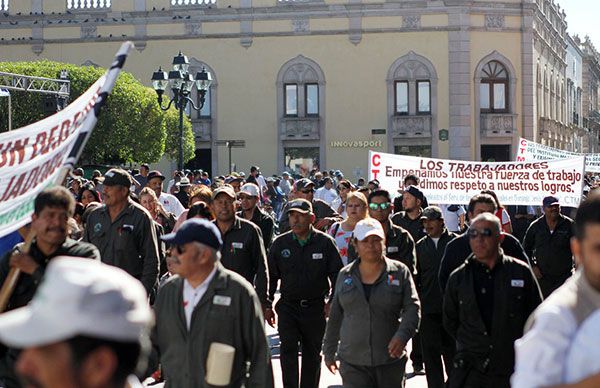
[0,257,153,348]
[240,183,260,197]
[353,218,386,241]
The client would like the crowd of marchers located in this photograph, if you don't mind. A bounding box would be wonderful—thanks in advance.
[0,164,599,388]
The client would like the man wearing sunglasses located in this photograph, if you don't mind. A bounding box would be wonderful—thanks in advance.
[278,178,341,233]
[439,193,530,292]
[237,183,275,252]
[346,189,416,274]
[392,185,427,243]
[154,219,274,388]
[443,213,542,388]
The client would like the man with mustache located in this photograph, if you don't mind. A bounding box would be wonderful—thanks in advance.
[84,168,160,295]
[0,186,100,388]
[523,196,575,297]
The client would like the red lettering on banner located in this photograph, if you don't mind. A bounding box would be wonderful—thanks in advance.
[516,156,525,161]
[372,153,381,167]
[520,139,527,147]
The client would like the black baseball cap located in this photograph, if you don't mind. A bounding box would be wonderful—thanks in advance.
[404,185,424,202]
[295,178,315,191]
[147,170,166,181]
[102,169,132,188]
[287,199,313,214]
[421,206,443,220]
[542,196,560,208]
[162,219,222,250]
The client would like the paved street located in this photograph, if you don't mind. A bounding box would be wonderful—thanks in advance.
[266,324,428,388]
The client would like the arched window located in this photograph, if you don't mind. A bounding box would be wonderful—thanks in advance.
[388,52,436,116]
[186,58,217,121]
[277,57,325,118]
[479,60,508,113]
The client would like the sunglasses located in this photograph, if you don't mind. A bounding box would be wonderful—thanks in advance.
[175,245,186,254]
[468,228,495,239]
[369,202,391,211]
[301,189,314,194]
[337,186,350,191]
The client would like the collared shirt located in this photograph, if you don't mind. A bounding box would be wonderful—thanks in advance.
[347,219,416,274]
[523,214,574,278]
[268,228,342,302]
[323,257,420,366]
[391,210,426,242]
[314,187,339,206]
[0,238,100,311]
[159,192,185,218]
[472,259,502,333]
[512,270,600,387]
[237,207,275,251]
[443,253,542,375]
[183,267,217,329]
[213,216,269,306]
[83,200,160,294]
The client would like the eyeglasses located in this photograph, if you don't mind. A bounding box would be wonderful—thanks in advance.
[300,189,314,194]
[468,228,495,239]
[175,245,186,254]
[369,202,391,211]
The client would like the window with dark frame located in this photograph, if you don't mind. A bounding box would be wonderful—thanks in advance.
[198,87,211,118]
[394,81,409,115]
[416,80,431,114]
[285,84,298,116]
[305,84,319,116]
[480,60,509,113]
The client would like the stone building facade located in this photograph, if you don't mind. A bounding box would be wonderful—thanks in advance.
[0,0,598,176]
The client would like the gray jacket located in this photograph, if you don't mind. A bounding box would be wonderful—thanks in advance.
[323,257,421,366]
[152,263,274,388]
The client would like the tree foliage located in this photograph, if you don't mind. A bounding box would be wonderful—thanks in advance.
[0,60,195,164]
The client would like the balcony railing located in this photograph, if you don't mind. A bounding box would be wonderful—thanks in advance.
[390,115,432,138]
[281,117,320,139]
[480,113,517,137]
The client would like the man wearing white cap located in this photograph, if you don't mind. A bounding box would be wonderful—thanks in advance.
[237,183,275,251]
[0,257,153,388]
[154,218,274,388]
[323,218,420,387]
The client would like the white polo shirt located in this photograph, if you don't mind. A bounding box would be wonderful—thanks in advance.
[512,270,600,387]
[182,267,217,330]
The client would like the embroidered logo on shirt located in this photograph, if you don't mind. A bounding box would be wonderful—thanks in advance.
[312,253,323,260]
[387,246,399,253]
[344,277,353,285]
[388,275,400,286]
[94,223,102,233]
[232,242,244,249]
[213,295,232,306]
[511,279,525,288]
[281,249,291,258]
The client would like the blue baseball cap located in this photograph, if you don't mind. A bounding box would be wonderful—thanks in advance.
[161,219,222,250]
[542,196,560,208]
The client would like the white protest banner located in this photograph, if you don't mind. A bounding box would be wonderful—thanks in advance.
[369,151,585,206]
[0,42,134,238]
[516,137,600,173]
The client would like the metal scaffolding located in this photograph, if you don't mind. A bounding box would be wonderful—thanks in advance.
[0,71,70,97]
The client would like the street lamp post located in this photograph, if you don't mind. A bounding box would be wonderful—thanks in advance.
[151,51,212,171]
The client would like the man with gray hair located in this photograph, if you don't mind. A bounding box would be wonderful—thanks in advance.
[443,213,541,388]
[152,218,274,388]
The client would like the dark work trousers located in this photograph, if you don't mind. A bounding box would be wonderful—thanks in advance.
[420,313,455,388]
[339,358,407,388]
[409,332,423,370]
[448,367,510,388]
[538,273,571,298]
[276,299,326,388]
